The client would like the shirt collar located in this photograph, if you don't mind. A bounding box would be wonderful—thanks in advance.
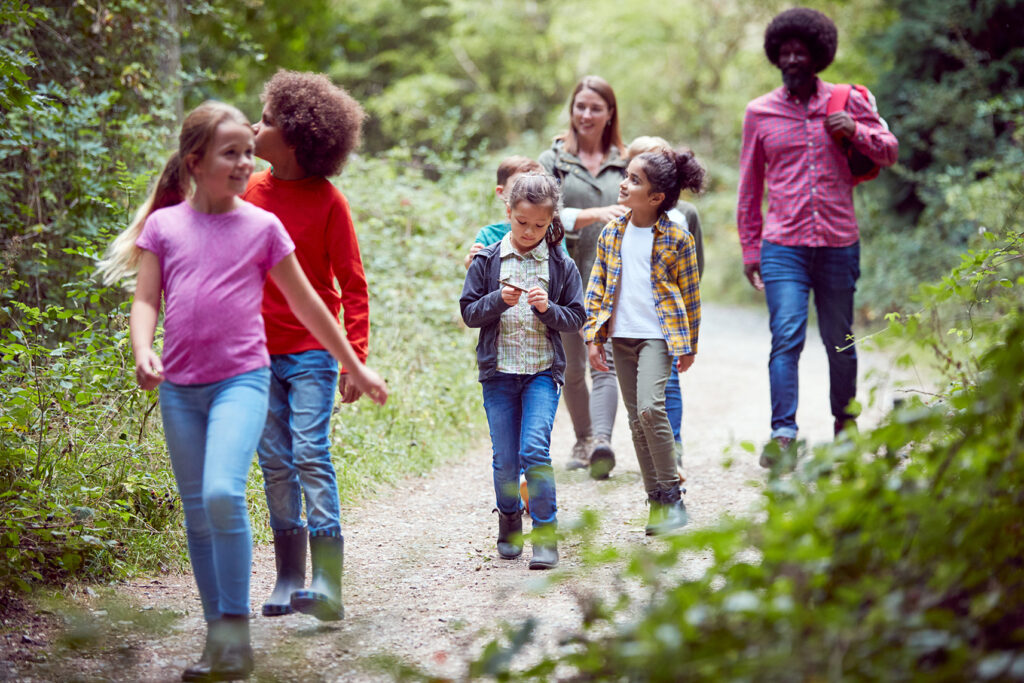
[613,210,672,234]
[500,233,549,261]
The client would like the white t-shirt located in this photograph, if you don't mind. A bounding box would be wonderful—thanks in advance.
[611,222,664,340]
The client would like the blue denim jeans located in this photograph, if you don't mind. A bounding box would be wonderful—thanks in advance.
[760,240,860,439]
[481,370,560,527]
[159,367,270,620]
[257,350,342,537]
[665,362,682,443]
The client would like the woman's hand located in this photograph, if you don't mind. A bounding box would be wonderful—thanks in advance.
[588,342,609,372]
[501,285,523,307]
[579,204,627,227]
[135,349,165,390]
[526,286,548,313]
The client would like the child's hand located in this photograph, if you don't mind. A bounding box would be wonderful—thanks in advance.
[526,286,548,313]
[337,373,362,403]
[464,243,484,269]
[500,285,523,307]
[352,368,388,405]
[352,366,388,405]
[135,349,165,391]
[588,342,609,372]
[677,354,696,373]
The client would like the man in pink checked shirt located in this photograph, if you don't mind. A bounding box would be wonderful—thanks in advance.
[737,7,898,466]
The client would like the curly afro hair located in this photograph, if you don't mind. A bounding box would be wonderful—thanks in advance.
[764,7,838,73]
[261,70,366,178]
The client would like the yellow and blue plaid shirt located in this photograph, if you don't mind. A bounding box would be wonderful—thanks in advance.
[583,211,701,356]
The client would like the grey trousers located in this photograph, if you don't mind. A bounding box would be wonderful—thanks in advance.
[611,338,676,496]
[560,330,618,442]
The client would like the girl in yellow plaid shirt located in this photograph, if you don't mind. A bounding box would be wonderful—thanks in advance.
[584,147,705,535]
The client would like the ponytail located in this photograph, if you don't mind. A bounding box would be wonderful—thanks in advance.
[97,100,249,288]
[637,147,706,215]
[546,211,565,248]
[97,152,186,286]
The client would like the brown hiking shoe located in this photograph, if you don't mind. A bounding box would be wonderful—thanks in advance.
[566,438,591,470]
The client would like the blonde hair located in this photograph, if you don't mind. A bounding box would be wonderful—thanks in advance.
[98,101,250,286]
[626,135,671,160]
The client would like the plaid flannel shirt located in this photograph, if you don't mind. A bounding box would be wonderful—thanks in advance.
[583,212,700,356]
[737,79,899,265]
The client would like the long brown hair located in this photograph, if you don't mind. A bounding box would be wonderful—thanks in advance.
[555,75,625,158]
[98,101,250,285]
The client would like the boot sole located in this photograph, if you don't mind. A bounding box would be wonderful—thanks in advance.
[290,592,344,621]
[497,544,523,559]
[261,603,293,616]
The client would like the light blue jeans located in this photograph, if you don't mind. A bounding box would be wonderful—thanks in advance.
[257,350,342,537]
[159,367,269,620]
[481,370,560,527]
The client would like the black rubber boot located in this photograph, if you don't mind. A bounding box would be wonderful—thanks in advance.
[180,621,215,681]
[206,614,253,681]
[648,486,688,536]
[262,527,307,616]
[528,524,558,570]
[290,533,344,621]
[495,508,523,559]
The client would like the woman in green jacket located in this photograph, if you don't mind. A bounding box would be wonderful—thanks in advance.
[539,75,628,479]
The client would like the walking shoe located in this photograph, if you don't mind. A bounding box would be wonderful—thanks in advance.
[834,418,857,437]
[589,435,615,479]
[759,436,795,469]
[566,438,591,470]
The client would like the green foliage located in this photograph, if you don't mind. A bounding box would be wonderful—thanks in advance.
[855,0,1024,315]
[0,152,494,593]
[0,296,182,594]
[468,227,1024,679]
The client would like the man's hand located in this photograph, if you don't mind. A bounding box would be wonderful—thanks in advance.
[824,111,856,139]
[744,262,765,291]
[338,373,362,403]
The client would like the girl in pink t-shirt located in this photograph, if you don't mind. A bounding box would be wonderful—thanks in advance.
[99,101,387,682]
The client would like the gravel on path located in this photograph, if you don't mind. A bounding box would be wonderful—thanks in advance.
[2,303,903,682]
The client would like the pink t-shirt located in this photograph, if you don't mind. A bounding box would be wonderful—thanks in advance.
[136,201,295,385]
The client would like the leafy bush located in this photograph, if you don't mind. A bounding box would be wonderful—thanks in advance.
[469,227,1024,679]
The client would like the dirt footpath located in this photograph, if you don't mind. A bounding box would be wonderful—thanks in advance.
[2,303,903,682]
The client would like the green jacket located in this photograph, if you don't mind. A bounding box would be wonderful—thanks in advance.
[539,140,627,282]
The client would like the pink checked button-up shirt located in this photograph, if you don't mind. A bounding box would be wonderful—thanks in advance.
[737,79,899,265]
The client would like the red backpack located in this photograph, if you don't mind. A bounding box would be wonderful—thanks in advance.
[827,83,884,185]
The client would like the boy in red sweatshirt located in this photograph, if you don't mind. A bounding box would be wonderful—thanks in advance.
[244,70,368,622]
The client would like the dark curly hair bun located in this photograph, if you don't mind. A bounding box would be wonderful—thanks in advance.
[764,7,838,73]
